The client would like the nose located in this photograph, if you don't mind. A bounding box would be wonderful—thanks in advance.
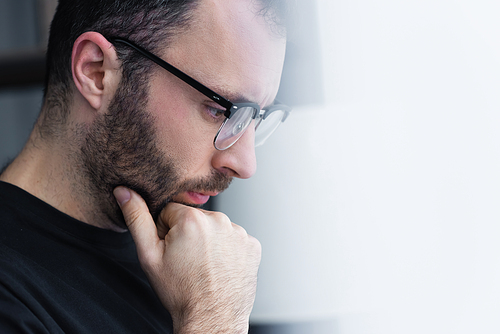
[212,125,257,179]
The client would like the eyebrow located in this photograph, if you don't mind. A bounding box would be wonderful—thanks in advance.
[203,85,248,104]
[225,93,252,104]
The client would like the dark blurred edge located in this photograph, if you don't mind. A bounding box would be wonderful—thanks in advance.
[0,49,46,88]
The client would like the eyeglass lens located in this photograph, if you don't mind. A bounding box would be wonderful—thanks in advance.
[214,107,286,150]
[254,109,286,147]
[215,107,255,150]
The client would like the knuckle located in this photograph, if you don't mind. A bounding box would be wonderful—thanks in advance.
[122,205,146,231]
[138,247,160,270]
[232,223,248,237]
[176,207,208,233]
[248,235,262,256]
[231,224,261,257]
[185,207,207,221]
[126,206,144,223]
[209,211,231,223]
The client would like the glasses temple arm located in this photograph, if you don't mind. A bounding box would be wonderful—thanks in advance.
[109,38,233,110]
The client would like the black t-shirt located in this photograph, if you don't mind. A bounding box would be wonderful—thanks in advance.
[0,181,173,333]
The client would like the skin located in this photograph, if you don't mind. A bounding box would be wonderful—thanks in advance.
[0,0,286,332]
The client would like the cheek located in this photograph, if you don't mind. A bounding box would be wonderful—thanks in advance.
[147,74,215,175]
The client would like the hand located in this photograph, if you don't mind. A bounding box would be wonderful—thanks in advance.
[113,187,261,334]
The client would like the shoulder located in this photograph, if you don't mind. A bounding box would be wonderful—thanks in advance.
[0,286,52,334]
[0,245,54,334]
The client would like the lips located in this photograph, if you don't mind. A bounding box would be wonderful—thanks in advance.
[172,191,219,205]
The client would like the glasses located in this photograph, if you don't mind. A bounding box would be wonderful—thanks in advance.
[109,38,291,150]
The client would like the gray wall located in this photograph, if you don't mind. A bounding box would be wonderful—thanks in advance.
[0,0,44,168]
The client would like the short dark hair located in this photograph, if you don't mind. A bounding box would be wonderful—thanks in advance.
[40,0,289,137]
[41,0,199,136]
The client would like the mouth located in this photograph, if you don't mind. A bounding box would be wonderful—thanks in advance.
[171,191,219,206]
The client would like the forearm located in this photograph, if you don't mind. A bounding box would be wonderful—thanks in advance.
[168,281,254,334]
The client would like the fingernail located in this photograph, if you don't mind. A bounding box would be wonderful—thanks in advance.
[113,187,131,206]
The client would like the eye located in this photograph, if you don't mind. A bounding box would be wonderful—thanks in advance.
[206,105,226,122]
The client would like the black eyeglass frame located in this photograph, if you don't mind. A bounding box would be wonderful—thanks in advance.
[109,38,290,119]
[109,37,291,149]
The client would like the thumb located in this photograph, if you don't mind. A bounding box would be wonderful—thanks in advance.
[113,186,162,265]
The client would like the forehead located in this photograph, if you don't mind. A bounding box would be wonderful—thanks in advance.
[161,0,287,107]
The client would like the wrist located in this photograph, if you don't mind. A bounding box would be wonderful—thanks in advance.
[172,305,250,334]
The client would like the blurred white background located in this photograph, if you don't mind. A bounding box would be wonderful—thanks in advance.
[218,0,500,333]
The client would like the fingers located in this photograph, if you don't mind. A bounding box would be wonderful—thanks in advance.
[113,186,162,265]
[160,204,232,231]
[159,203,211,229]
[161,204,261,265]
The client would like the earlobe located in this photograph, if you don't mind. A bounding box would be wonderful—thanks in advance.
[72,32,119,111]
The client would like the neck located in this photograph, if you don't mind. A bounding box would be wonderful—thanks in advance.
[0,125,127,232]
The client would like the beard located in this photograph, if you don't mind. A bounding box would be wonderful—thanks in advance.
[80,72,232,229]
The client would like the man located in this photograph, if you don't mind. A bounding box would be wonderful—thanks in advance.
[0,0,290,333]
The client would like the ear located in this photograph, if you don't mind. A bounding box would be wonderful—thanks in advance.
[71,32,121,111]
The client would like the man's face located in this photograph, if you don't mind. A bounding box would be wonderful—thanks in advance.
[82,0,286,226]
